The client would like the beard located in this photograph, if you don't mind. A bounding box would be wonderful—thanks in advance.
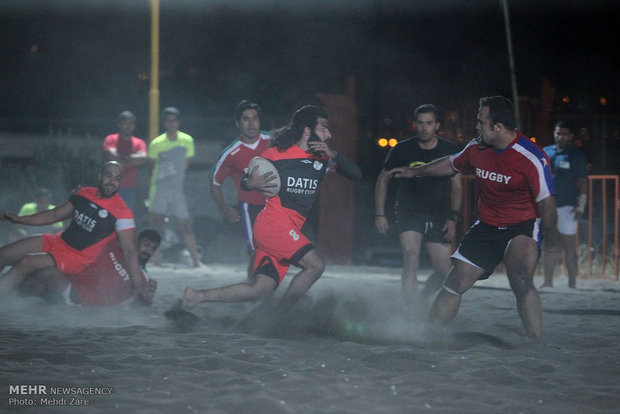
[98,182,118,198]
[138,253,149,267]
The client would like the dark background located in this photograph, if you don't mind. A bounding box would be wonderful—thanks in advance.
[1,0,618,263]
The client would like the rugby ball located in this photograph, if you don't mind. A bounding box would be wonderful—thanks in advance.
[247,156,281,197]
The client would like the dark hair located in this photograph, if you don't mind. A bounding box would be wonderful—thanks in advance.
[118,111,136,123]
[235,100,262,121]
[479,96,516,130]
[162,106,181,118]
[138,228,161,245]
[270,105,328,151]
[414,104,439,120]
[554,120,574,134]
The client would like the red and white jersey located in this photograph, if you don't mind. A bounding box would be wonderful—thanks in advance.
[450,133,555,227]
[66,238,149,306]
[211,132,271,206]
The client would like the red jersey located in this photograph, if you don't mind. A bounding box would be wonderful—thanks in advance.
[65,239,149,306]
[103,134,147,187]
[61,187,135,265]
[261,145,331,222]
[211,132,271,206]
[450,133,555,227]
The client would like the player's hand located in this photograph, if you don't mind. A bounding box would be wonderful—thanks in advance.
[375,216,389,235]
[308,140,336,157]
[246,166,278,196]
[443,220,456,243]
[389,166,417,179]
[135,283,155,305]
[224,206,240,223]
[1,211,20,223]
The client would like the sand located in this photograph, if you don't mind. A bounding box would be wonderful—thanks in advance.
[1,262,619,413]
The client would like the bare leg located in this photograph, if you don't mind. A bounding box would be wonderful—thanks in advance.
[505,235,542,339]
[277,249,325,312]
[420,241,453,299]
[428,259,484,325]
[398,231,423,306]
[561,234,578,288]
[183,274,276,307]
[0,253,56,294]
[0,235,45,271]
[542,241,561,287]
[18,266,70,303]
[177,217,206,268]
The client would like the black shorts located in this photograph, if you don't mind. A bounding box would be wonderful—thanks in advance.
[452,218,542,279]
[394,210,447,243]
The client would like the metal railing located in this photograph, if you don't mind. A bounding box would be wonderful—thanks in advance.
[460,174,619,279]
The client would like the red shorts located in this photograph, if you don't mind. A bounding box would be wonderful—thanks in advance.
[42,233,92,274]
[251,208,313,286]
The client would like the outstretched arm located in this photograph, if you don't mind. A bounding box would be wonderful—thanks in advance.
[2,201,73,226]
[390,155,456,179]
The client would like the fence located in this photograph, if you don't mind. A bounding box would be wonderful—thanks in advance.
[460,174,619,279]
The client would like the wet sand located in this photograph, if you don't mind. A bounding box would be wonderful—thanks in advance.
[1,263,619,413]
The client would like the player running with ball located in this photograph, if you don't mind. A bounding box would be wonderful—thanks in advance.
[183,105,361,312]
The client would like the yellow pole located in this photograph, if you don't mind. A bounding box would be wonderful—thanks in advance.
[149,0,160,142]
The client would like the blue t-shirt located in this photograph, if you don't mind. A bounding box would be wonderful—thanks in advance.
[543,144,588,207]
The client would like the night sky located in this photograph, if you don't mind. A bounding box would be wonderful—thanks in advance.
[0,0,618,159]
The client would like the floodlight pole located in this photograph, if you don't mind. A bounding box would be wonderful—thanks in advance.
[149,0,160,142]
[501,0,521,130]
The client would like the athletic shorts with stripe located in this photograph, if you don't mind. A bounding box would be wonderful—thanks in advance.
[239,202,265,252]
[251,208,313,286]
[451,218,541,279]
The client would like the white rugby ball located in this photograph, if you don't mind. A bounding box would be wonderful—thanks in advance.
[248,156,281,197]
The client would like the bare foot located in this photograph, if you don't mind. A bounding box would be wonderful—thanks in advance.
[183,287,202,308]
[192,261,209,269]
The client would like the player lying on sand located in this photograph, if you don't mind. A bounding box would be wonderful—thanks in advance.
[17,229,160,306]
[0,161,154,304]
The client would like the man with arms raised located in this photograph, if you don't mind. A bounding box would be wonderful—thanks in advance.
[391,96,557,339]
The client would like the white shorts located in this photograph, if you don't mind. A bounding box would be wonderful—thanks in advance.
[149,186,189,219]
[557,205,578,235]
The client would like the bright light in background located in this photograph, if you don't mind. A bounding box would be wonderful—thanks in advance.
[599,96,607,106]
[377,138,398,148]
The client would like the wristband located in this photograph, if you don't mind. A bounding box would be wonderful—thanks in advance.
[446,210,459,223]
[576,194,587,214]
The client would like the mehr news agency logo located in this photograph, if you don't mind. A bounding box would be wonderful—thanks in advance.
[7,384,113,407]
